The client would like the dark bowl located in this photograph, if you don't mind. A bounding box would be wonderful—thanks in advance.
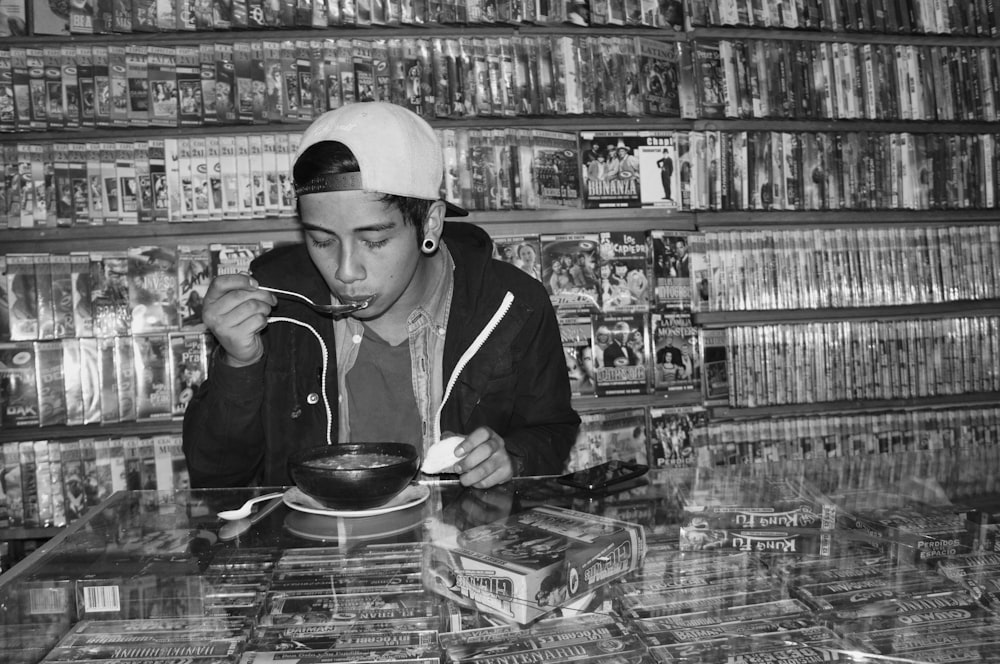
[287,443,420,511]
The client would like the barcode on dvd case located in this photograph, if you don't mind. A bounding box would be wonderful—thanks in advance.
[28,586,69,615]
[83,584,122,613]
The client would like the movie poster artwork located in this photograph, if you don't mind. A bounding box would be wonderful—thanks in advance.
[591,311,650,397]
[492,233,542,283]
[598,230,650,313]
[651,230,692,310]
[580,130,642,208]
[559,312,595,397]
[651,310,700,394]
[648,405,707,469]
[581,130,681,210]
[540,233,600,313]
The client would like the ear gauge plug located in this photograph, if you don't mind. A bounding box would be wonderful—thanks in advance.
[422,238,437,254]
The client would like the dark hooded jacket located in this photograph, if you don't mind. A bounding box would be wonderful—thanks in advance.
[182,222,580,487]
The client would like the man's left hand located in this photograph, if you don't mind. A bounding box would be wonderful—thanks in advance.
[452,427,514,489]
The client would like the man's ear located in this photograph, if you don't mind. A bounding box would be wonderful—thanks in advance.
[422,200,447,244]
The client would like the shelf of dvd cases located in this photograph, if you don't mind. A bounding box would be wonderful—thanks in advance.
[3,27,998,135]
[686,0,1000,35]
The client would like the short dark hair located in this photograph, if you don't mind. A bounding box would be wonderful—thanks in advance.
[294,141,433,230]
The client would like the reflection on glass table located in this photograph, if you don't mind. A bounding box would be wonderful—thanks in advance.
[1,448,999,664]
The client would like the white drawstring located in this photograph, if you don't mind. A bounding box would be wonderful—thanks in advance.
[267,316,334,446]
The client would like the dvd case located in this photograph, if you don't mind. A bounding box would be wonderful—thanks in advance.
[133,333,172,421]
[35,339,67,427]
[531,129,580,208]
[97,335,119,424]
[426,505,645,625]
[176,244,211,330]
[598,230,650,313]
[559,311,595,398]
[168,332,208,416]
[651,311,700,394]
[648,404,707,468]
[491,233,542,282]
[650,231,692,310]
[540,233,600,313]
[6,253,40,341]
[592,311,650,397]
[0,341,39,427]
[128,245,179,334]
[580,130,643,209]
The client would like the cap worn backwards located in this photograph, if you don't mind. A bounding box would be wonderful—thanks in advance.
[293,102,467,216]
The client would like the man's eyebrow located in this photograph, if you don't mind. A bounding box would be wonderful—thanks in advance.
[300,221,398,233]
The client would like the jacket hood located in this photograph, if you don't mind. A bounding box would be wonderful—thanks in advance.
[441,221,499,305]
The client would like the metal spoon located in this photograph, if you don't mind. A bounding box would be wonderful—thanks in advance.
[259,286,372,316]
[216,492,285,521]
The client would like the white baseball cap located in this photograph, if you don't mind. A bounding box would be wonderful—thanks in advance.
[293,102,467,217]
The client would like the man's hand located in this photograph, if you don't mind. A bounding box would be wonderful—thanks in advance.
[451,426,516,489]
[202,273,277,367]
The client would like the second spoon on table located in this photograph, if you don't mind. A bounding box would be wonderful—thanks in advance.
[216,492,285,521]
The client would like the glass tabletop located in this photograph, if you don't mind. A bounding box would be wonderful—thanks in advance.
[2,447,999,663]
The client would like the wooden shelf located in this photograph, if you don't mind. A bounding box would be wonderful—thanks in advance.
[693,301,1000,328]
[692,118,1000,134]
[0,419,182,445]
[695,209,1000,229]
[6,22,996,49]
[0,209,697,253]
[0,115,698,143]
[0,24,688,48]
[574,390,702,412]
[691,26,1000,46]
[710,391,1000,421]
[0,396,704,444]
[7,205,998,255]
[7,116,1000,145]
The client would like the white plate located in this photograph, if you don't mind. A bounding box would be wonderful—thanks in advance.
[283,511,424,543]
[283,484,430,518]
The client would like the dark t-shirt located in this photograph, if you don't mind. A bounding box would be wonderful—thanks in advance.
[346,326,422,447]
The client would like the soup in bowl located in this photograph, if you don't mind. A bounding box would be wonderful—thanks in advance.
[288,443,419,510]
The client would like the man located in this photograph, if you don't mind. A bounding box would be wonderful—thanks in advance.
[614,143,640,178]
[674,238,690,277]
[183,102,579,490]
[656,148,673,200]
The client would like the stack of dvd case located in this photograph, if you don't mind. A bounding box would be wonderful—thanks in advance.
[674,466,840,554]
[40,617,249,663]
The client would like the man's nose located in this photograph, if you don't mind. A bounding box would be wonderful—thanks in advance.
[335,246,365,283]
